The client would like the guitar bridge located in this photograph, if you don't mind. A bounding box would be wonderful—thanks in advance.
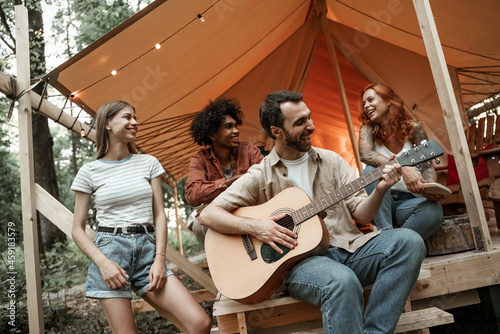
[242,234,257,260]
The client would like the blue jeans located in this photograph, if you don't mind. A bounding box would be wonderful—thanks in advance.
[86,229,173,299]
[285,228,426,334]
[362,165,443,239]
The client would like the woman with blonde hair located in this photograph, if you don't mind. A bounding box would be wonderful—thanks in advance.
[71,101,212,333]
[359,83,443,239]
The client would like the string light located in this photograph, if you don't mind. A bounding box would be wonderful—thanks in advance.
[80,129,86,137]
[65,1,224,97]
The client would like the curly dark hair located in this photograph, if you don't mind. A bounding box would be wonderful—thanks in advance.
[190,97,243,146]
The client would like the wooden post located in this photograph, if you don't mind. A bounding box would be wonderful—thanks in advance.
[412,0,492,251]
[317,0,363,173]
[173,181,184,256]
[15,5,44,332]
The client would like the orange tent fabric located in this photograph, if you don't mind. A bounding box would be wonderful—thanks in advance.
[43,0,500,180]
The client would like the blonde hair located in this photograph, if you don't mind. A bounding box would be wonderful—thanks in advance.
[95,101,137,159]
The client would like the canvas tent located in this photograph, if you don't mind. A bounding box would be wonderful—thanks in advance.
[43,0,500,181]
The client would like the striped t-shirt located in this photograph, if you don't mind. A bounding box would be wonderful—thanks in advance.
[71,154,165,227]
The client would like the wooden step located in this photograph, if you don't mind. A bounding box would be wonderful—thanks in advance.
[210,306,454,334]
[395,307,454,333]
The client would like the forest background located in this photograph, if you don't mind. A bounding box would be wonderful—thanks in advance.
[0,1,203,332]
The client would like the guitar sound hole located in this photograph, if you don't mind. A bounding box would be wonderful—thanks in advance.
[261,214,296,264]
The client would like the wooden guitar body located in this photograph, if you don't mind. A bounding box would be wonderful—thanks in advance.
[205,187,330,304]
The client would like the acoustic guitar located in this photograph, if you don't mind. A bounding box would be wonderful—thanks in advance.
[205,140,443,304]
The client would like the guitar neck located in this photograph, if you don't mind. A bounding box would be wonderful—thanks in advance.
[290,160,397,225]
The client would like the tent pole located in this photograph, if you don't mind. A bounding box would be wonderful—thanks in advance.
[412,0,492,251]
[317,0,362,173]
[15,5,44,332]
[173,181,184,256]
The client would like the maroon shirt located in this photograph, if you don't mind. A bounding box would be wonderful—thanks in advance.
[185,142,263,211]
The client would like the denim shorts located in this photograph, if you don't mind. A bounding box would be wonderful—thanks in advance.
[86,229,173,299]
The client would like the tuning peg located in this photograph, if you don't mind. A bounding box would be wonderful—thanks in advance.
[403,149,409,156]
[415,165,422,171]
[435,158,440,164]
[426,161,432,167]
[414,145,419,151]
[420,140,428,147]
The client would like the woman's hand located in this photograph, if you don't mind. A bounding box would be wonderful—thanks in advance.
[147,257,168,292]
[98,259,130,289]
[402,166,425,193]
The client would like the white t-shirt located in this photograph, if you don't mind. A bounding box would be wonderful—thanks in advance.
[374,141,422,194]
[71,154,165,227]
[280,152,313,199]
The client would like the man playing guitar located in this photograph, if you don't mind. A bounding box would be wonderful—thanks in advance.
[200,90,426,334]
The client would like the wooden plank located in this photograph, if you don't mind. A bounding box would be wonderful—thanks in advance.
[15,5,44,333]
[413,248,500,300]
[237,312,248,334]
[394,307,453,333]
[412,0,492,251]
[495,115,500,146]
[412,289,480,311]
[485,115,495,148]
[0,70,96,143]
[216,301,322,333]
[35,183,95,239]
[468,123,477,154]
[176,217,192,233]
[475,118,486,153]
[166,244,217,295]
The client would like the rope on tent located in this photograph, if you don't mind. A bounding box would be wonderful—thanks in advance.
[69,106,84,132]
[56,95,70,122]
[6,78,42,122]
[34,79,49,113]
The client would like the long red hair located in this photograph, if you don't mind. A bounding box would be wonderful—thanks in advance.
[359,83,416,144]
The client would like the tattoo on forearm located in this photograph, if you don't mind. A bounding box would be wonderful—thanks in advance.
[359,126,390,166]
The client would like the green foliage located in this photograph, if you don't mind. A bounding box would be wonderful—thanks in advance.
[50,122,97,227]
[167,228,204,256]
[75,0,135,49]
[0,96,22,233]
[0,240,91,333]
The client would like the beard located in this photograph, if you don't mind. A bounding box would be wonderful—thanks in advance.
[283,128,312,152]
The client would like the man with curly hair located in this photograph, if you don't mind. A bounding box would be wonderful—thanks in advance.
[185,97,264,245]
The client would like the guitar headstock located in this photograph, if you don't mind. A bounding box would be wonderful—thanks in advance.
[396,140,443,167]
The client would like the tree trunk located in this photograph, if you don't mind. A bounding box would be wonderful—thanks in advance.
[27,0,66,252]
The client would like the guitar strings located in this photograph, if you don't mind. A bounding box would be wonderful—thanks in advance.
[278,215,295,230]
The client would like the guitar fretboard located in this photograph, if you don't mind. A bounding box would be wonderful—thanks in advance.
[288,161,396,226]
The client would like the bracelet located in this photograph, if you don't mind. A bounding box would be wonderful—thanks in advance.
[155,253,166,258]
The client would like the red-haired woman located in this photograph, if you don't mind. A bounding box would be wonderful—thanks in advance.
[358,83,443,239]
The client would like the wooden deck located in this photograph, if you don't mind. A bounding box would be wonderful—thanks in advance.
[411,221,500,306]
